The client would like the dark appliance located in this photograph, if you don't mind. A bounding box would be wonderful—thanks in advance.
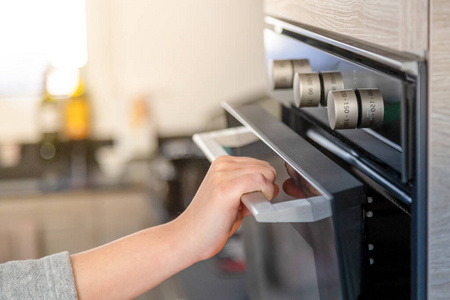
[193,16,427,300]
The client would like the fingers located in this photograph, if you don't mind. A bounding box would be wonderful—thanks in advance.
[206,155,278,240]
[229,172,278,201]
[209,156,278,202]
[230,212,244,236]
[273,183,280,200]
[182,155,279,262]
[213,156,276,181]
[240,204,251,217]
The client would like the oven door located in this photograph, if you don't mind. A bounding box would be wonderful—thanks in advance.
[193,99,364,300]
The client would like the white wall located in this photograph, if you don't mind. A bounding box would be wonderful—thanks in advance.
[86,0,266,138]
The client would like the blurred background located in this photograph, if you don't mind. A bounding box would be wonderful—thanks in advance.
[0,0,266,299]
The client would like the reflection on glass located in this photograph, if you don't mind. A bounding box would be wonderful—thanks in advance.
[283,163,321,199]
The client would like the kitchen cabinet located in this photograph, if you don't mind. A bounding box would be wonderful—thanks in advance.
[265,0,428,54]
[263,0,450,298]
[0,189,153,262]
[428,1,450,299]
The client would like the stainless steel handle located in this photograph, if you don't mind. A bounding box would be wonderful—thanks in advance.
[193,127,332,223]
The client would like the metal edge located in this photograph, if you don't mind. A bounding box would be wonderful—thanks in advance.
[221,101,334,203]
[361,128,403,153]
[265,16,424,76]
[223,100,354,299]
[412,61,428,300]
[192,132,226,162]
[306,128,412,206]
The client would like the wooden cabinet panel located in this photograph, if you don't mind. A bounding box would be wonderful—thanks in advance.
[264,0,428,53]
[38,195,96,255]
[0,189,153,262]
[428,0,450,297]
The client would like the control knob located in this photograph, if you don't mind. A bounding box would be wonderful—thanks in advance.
[319,71,344,106]
[293,72,321,107]
[327,88,384,130]
[270,59,311,89]
[293,71,344,107]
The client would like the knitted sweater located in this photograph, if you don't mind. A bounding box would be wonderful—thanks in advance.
[0,252,78,299]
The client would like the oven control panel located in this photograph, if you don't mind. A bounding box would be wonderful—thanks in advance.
[271,59,384,130]
[264,26,417,184]
[259,16,426,300]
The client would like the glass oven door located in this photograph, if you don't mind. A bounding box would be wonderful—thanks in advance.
[193,99,364,300]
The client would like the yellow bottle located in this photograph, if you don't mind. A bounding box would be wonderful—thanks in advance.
[64,72,90,140]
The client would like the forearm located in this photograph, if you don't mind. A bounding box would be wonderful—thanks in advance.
[70,156,278,299]
[70,219,197,300]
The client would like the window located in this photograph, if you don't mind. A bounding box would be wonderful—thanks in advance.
[0,0,87,97]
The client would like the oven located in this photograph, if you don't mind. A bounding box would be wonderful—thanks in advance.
[193,16,427,300]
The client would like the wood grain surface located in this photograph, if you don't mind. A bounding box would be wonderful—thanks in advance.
[429,0,450,298]
[264,0,428,53]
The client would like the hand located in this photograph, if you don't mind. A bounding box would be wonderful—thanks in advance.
[71,155,278,299]
[175,155,279,262]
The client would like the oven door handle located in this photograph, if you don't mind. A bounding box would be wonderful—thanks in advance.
[193,126,332,223]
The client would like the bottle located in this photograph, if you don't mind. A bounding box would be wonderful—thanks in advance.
[63,69,90,188]
[64,70,90,140]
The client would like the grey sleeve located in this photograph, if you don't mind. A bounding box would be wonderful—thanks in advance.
[0,251,78,300]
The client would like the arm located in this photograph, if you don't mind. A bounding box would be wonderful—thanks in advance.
[71,156,278,300]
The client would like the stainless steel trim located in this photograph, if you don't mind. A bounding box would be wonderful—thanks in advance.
[242,193,331,223]
[192,126,257,161]
[265,16,423,76]
[193,126,332,223]
[221,102,331,200]
[361,128,402,152]
[306,128,411,205]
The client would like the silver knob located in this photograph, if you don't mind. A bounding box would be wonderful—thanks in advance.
[356,88,384,128]
[319,71,344,106]
[328,88,384,130]
[292,59,311,74]
[270,59,311,89]
[293,72,321,107]
[327,89,359,130]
